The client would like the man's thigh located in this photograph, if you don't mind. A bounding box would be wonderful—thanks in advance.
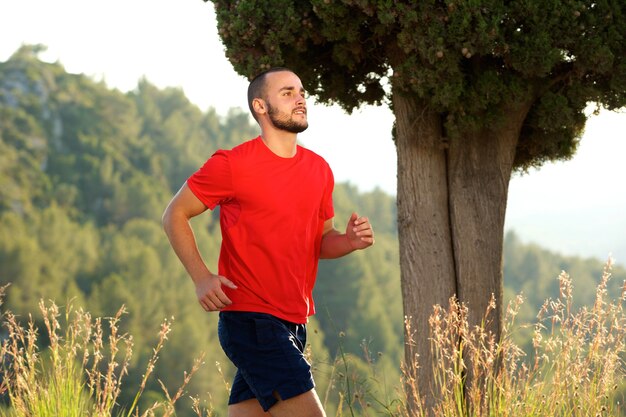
[228,398,270,417]
[268,389,326,417]
[225,387,326,417]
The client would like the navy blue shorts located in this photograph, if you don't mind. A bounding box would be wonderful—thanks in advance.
[217,311,315,411]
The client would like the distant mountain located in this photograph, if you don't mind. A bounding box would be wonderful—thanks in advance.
[504,110,626,269]
[506,204,626,268]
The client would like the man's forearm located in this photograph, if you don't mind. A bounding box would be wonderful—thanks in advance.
[319,229,355,259]
[162,209,211,283]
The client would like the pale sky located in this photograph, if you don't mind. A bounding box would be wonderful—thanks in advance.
[2,0,625,265]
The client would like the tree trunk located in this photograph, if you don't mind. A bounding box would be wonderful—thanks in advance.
[447,104,528,349]
[394,88,530,415]
[394,90,457,415]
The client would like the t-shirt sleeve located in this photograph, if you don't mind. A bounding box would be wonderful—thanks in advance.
[186,150,233,210]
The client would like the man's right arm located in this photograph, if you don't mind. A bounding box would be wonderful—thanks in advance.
[162,183,237,311]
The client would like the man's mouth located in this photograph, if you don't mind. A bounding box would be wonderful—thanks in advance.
[293,108,307,115]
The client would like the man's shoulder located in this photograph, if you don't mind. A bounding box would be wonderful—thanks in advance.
[207,136,259,161]
[298,145,331,168]
[225,136,261,157]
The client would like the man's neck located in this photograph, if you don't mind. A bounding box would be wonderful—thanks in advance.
[260,130,298,158]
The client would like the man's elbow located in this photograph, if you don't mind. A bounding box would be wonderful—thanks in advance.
[161,202,177,234]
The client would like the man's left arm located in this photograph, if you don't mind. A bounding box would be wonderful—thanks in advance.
[319,212,375,259]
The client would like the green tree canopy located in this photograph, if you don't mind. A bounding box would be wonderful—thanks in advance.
[211,0,625,169]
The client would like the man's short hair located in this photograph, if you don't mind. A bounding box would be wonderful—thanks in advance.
[247,67,294,121]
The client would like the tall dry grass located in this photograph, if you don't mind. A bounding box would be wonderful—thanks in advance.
[1,259,624,417]
[0,285,210,417]
[401,259,626,417]
[319,260,625,417]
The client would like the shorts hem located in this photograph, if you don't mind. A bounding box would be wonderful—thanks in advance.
[257,380,316,412]
[227,390,256,406]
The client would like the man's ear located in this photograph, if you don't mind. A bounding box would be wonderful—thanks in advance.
[252,98,267,116]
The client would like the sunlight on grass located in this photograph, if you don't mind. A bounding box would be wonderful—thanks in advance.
[401,259,626,417]
[1,259,624,416]
[0,286,210,417]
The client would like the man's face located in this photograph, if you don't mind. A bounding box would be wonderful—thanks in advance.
[263,71,308,133]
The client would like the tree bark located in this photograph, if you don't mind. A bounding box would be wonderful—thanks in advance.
[394,87,531,415]
[447,103,529,347]
[394,90,457,415]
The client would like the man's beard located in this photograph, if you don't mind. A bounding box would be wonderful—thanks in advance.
[267,102,308,134]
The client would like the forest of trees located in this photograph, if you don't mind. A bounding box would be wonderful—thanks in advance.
[1,46,624,416]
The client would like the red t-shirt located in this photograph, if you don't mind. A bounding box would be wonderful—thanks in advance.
[187,136,334,323]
